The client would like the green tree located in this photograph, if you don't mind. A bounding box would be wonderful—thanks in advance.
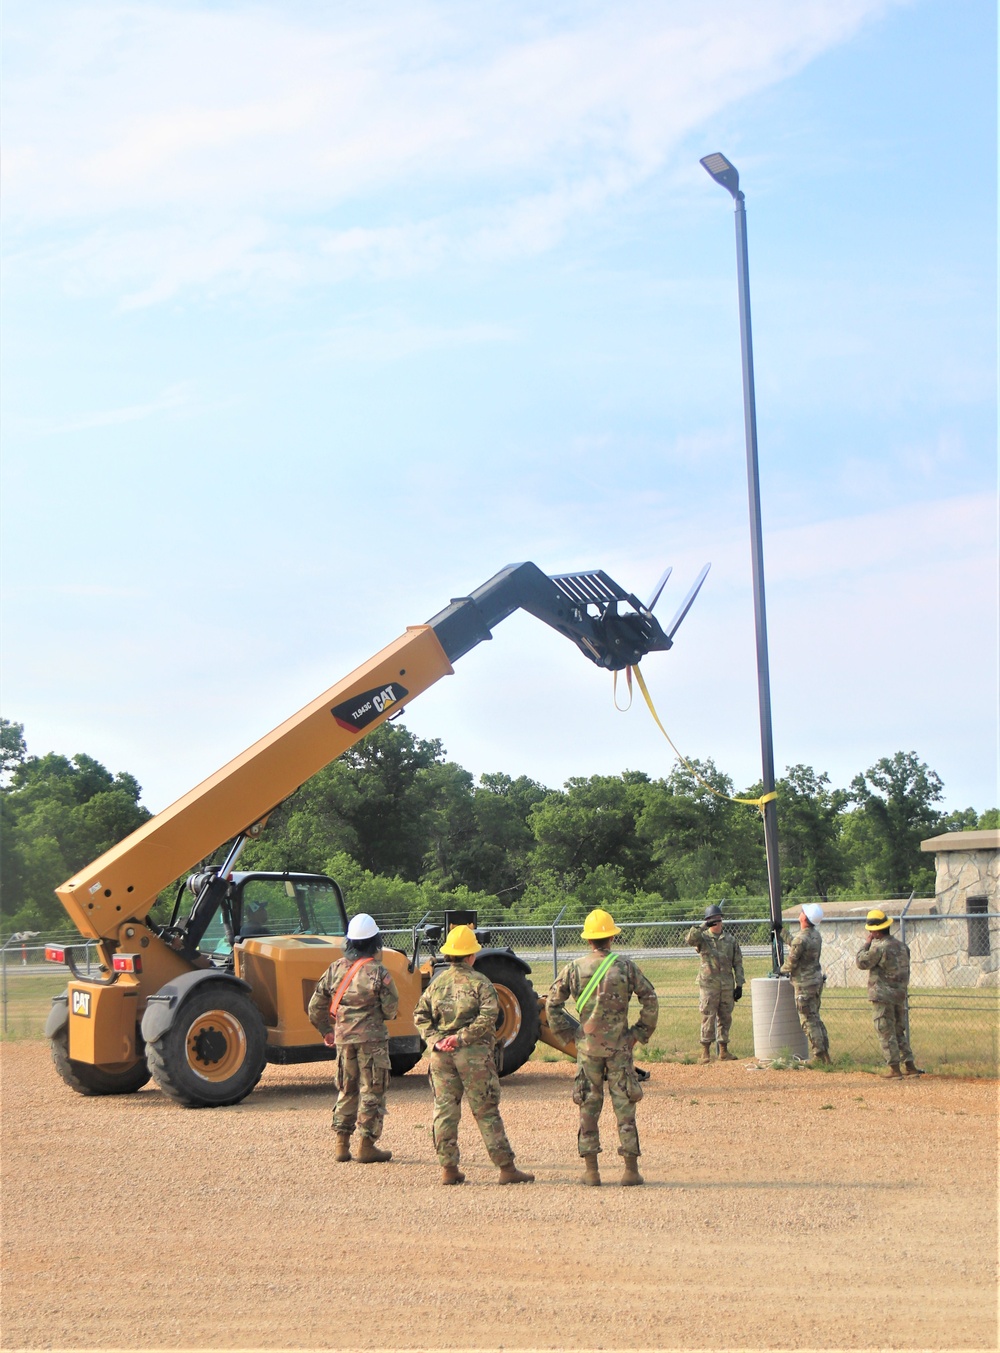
[847,751,943,896]
[528,772,653,890]
[428,772,548,901]
[636,761,766,902]
[1,718,27,783]
[1,740,151,932]
[243,723,451,882]
[775,764,847,900]
[939,806,980,832]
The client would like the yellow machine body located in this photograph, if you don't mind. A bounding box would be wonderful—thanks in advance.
[234,936,424,1049]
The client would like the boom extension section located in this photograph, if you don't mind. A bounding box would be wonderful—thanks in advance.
[429,562,677,669]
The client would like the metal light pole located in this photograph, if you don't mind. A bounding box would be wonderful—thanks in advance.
[700,152,783,969]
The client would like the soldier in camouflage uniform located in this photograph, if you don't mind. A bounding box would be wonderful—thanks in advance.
[685,904,744,1062]
[307,913,399,1162]
[780,902,831,1063]
[546,908,658,1187]
[413,925,534,1186]
[856,909,923,1078]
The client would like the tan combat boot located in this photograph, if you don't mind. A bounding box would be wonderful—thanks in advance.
[884,1063,903,1079]
[903,1061,925,1076]
[441,1165,466,1185]
[333,1132,352,1163]
[699,1044,712,1064]
[621,1155,644,1186]
[718,1044,737,1061]
[356,1137,392,1163]
[498,1163,535,1185]
[581,1153,601,1187]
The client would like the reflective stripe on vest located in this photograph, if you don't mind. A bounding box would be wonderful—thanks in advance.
[329,957,374,1017]
[576,953,617,1015]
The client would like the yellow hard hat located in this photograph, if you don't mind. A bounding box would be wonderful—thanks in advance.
[580,908,621,941]
[865,909,892,932]
[440,923,482,957]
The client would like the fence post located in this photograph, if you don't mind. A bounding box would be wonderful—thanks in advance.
[552,905,567,979]
[1,942,7,1035]
[899,889,915,950]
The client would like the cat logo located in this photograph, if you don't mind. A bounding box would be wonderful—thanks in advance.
[71,990,92,1018]
[330,682,409,733]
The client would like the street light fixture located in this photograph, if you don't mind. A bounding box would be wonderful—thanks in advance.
[700,151,784,970]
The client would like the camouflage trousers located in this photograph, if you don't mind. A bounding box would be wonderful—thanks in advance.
[428,1043,514,1169]
[699,985,735,1045]
[871,999,912,1066]
[794,986,830,1057]
[332,1040,391,1140]
[574,1046,643,1158]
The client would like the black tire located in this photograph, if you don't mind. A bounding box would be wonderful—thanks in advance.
[475,955,540,1076]
[389,1052,423,1077]
[146,983,267,1108]
[49,1026,151,1096]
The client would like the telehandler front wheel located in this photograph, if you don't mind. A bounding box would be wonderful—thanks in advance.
[146,984,267,1108]
[475,956,540,1076]
[49,1027,152,1096]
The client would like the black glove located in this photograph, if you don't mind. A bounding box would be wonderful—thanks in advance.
[733,985,743,1002]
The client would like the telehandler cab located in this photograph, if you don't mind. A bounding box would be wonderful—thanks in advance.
[46,559,707,1107]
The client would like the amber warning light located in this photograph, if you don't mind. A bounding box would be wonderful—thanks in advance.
[112,954,142,974]
[44,946,65,963]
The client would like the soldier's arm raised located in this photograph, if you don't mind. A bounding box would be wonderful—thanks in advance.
[685,925,704,950]
[855,940,881,970]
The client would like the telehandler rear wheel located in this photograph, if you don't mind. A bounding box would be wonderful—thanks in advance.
[49,1027,152,1096]
[146,984,267,1108]
[389,1052,423,1076]
[475,956,540,1076]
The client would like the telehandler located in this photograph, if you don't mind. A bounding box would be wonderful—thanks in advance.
[45,559,706,1107]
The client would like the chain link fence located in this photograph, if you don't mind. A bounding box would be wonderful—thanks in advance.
[5,915,997,1074]
[377,913,1000,1074]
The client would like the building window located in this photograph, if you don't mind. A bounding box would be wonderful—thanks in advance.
[967,895,990,957]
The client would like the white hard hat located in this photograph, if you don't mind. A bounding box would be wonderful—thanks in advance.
[346,913,380,941]
[801,903,824,927]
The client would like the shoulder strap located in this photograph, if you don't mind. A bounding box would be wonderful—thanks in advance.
[576,953,617,1015]
[329,957,374,1017]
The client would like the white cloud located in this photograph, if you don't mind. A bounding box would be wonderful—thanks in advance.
[18,382,194,435]
[2,0,904,302]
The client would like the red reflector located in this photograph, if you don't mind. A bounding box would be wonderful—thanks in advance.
[45,946,66,963]
[112,954,142,974]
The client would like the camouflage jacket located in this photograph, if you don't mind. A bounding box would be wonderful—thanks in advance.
[780,926,824,994]
[546,951,658,1059]
[856,933,910,1003]
[413,964,499,1049]
[307,954,399,1044]
[685,926,745,990]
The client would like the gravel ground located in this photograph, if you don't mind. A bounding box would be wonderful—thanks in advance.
[1,1043,997,1352]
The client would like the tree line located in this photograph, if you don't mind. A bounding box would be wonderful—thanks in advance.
[1,715,995,935]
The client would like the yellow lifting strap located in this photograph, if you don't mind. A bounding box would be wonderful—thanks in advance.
[613,665,778,817]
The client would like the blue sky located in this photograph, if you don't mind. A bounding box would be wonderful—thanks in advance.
[2,0,996,817]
